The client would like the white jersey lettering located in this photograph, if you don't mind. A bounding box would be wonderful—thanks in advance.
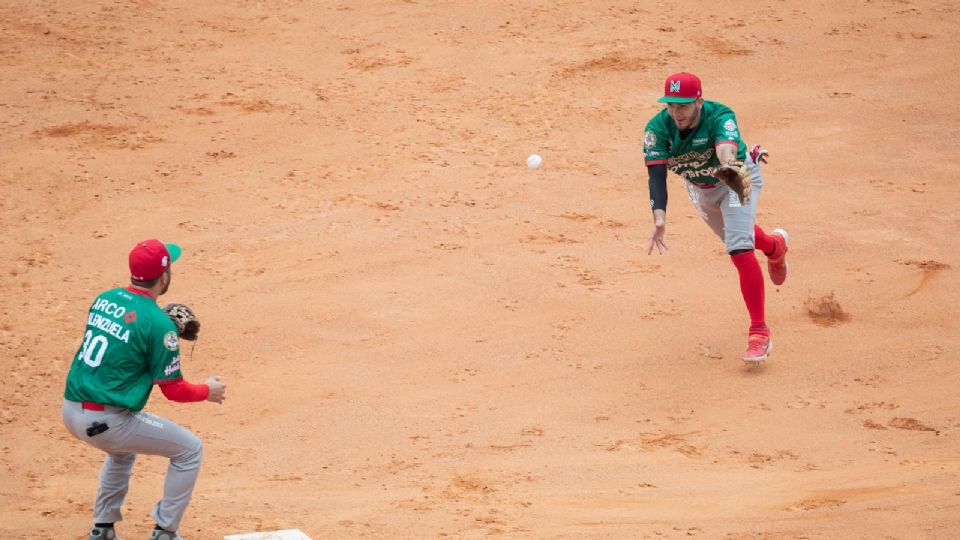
[164,356,181,376]
[87,312,131,343]
[92,299,127,319]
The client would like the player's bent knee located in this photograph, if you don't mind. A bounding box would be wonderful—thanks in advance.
[172,437,203,471]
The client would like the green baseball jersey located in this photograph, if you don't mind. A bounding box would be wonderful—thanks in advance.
[643,100,748,186]
[64,287,182,411]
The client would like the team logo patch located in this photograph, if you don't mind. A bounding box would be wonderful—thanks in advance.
[125,310,137,323]
[669,80,681,93]
[723,119,737,131]
[163,331,179,351]
[643,130,657,148]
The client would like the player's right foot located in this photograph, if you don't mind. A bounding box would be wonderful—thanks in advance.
[89,526,121,540]
[149,529,183,540]
[768,228,789,286]
[743,334,772,363]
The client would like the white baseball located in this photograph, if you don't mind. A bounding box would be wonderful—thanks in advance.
[526,154,543,169]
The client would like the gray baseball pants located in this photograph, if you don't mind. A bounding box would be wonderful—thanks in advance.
[61,399,203,533]
[684,153,765,253]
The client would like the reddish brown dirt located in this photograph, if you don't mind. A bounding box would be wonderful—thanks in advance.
[2,1,959,539]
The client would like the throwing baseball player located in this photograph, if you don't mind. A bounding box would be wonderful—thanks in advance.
[644,72,789,362]
[61,239,226,540]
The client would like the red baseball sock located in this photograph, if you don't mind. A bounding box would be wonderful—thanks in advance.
[731,251,769,336]
[753,225,776,256]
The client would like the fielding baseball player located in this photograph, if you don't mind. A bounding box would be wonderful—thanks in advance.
[61,239,226,540]
[644,72,789,362]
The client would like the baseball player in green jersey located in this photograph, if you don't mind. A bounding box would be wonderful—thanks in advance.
[644,72,789,362]
[62,239,226,540]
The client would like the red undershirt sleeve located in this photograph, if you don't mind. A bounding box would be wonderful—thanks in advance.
[158,379,210,403]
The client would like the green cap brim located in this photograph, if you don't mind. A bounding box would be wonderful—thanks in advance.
[165,243,182,263]
[657,96,698,103]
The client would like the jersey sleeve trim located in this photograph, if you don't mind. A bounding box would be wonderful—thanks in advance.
[714,140,739,148]
[645,159,669,166]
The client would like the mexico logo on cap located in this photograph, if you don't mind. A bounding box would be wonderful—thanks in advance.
[669,80,681,93]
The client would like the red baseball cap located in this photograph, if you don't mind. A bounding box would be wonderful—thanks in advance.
[657,72,702,103]
[129,239,181,281]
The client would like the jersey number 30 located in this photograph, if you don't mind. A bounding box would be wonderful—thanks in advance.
[78,330,109,367]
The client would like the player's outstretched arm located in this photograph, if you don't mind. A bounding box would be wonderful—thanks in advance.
[647,164,669,255]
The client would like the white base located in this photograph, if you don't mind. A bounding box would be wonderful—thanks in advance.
[224,530,312,540]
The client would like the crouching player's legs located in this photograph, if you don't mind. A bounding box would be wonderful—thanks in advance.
[110,410,203,537]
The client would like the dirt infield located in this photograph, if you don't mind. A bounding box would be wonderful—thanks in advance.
[2,1,959,538]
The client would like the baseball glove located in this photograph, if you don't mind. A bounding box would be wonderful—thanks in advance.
[715,160,751,205]
[162,303,200,341]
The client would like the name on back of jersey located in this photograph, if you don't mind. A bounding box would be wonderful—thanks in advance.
[88,298,132,343]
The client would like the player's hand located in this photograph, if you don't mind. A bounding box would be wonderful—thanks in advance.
[205,376,226,404]
[647,210,668,255]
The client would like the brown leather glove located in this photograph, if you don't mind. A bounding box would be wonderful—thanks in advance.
[162,303,200,341]
[715,160,751,205]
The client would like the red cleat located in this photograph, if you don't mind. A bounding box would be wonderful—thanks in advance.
[743,334,772,363]
[768,228,789,286]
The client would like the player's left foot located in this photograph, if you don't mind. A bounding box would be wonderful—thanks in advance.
[743,334,772,363]
[768,228,789,286]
